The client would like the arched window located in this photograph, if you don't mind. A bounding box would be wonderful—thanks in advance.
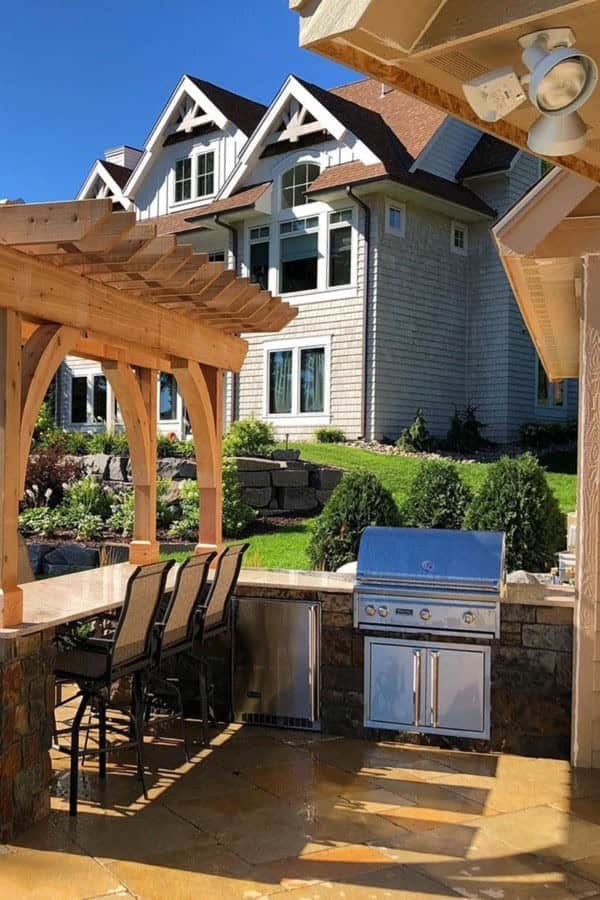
[281,162,320,209]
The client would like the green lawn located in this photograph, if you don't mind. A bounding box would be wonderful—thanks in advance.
[290,443,577,515]
[166,445,577,571]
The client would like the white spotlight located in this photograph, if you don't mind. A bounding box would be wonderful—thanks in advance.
[520,27,597,155]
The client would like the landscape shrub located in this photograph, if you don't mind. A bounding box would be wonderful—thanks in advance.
[87,430,129,456]
[157,434,195,458]
[19,507,64,538]
[62,475,112,523]
[24,446,82,508]
[223,416,275,458]
[446,403,488,453]
[403,459,472,530]
[307,470,400,571]
[520,420,577,449]
[315,427,346,444]
[107,490,135,537]
[74,514,105,541]
[464,453,565,571]
[397,408,431,453]
[168,461,254,540]
[32,401,61,448]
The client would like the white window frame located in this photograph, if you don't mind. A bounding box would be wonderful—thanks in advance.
[171,146,217,207]
[327,208,353,289]
[278,215,320,296]
[385,200,406,238]
[263,335,331,424]
[196,149,215,199]
[249,225,270,289]
[174,157,192,204]
[450,220,468,256]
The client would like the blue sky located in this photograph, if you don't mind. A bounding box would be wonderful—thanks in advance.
[0,1,356,202]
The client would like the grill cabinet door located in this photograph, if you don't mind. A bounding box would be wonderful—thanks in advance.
[365,638,422,729]
[427,646,490,738]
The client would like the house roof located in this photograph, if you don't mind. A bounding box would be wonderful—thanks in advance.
[306,160,495,217]
[149,182,272,235]
[330,79,446,160]
[100,160,133,189]
[457,134,520,180]
[186,76,267,136]
[295,77,413,174]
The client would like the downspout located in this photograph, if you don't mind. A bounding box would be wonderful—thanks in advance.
[214,214,240,424]
[346,186,371,439]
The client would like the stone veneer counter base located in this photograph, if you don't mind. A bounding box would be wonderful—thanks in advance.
[0,565,575,841]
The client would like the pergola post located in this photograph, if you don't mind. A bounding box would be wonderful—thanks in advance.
[573,255,600,768]
[172,360,223,554]
[0,309,23,627]
[103,362,160,566]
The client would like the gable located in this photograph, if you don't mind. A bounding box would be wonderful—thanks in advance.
[260,96,335,159]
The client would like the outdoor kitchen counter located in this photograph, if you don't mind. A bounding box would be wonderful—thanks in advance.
[0,564,355,639]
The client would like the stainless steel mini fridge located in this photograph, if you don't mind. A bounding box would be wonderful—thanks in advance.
[233,597,320,730]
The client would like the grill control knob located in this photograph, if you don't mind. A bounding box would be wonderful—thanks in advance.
[463,611,475,625]
[365,604,376,617]
[420,608,432,622]
[378,606,389,618]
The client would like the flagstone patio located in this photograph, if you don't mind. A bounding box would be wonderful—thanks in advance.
[2,717,600,899]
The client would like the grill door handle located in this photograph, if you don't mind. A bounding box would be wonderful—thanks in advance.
[430,651,440,728]
[413,650,422,726]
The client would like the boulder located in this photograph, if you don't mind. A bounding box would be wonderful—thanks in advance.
[42,544,100,576]
[27,543,55,576]
[158,458,196,480]
[277,486,319,512]
[81,454,110,480]
[271,468,309,488]
[309,467,343,491]
[236,469,272,488]
[235,457,283,472]
[271,449,301,462]
[241,487,273,509]
[108,456,129,482]
[507,570,539,584]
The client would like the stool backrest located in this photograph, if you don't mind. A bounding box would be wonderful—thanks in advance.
[204,543,248,633]
[162,551,215,649]
[112,560,174,668]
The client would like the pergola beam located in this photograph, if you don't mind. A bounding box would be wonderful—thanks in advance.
[0,244,248,372]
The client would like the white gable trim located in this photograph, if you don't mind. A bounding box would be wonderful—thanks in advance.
[219,76,379,200]
[125,76,237,200]
[77,161,133,210]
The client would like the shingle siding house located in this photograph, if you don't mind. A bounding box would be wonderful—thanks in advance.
[59,73,577,444]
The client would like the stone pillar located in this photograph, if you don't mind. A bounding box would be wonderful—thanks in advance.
[0,630,55,841]
[573,255,600,768]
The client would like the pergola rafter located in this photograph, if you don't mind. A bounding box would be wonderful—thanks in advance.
[0,199,297,627]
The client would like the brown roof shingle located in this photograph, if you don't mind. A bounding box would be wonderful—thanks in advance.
[330,79,446,160]
[151,182,272,235]
[307,160,495,216]
[101,160,133,189]
[186,76,267,136]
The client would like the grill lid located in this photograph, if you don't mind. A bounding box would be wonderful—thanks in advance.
[357,527,505,592]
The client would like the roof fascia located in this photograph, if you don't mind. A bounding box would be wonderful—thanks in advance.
[125,75,234,199]
[76,161,133,210]
[219,75,378,199]
[493,166,597,257]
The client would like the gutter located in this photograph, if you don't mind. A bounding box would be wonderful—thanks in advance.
[346,185,371,440]
[214,214,238,271]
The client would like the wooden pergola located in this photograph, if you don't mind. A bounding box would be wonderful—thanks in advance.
[0,198,296,628]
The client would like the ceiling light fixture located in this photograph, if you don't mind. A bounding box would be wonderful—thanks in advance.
[462,27,598,156]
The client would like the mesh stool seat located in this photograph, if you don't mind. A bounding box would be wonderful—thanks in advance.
[145,551,215,757]
[54,560,174,816]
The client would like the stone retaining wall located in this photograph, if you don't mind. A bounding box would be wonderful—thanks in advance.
[0,631,55,842]
[76,453,343,516]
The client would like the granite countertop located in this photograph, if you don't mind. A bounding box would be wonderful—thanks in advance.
[0,564,573,640]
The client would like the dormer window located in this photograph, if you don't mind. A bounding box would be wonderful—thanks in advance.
[197,151,215,197]
[281,163,320,209]
[175,158,192,202]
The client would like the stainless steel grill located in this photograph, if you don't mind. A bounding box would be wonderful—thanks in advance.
[355,527,505,740]
[354,526,505,638]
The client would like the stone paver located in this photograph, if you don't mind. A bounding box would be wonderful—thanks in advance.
[1,722,600,898]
